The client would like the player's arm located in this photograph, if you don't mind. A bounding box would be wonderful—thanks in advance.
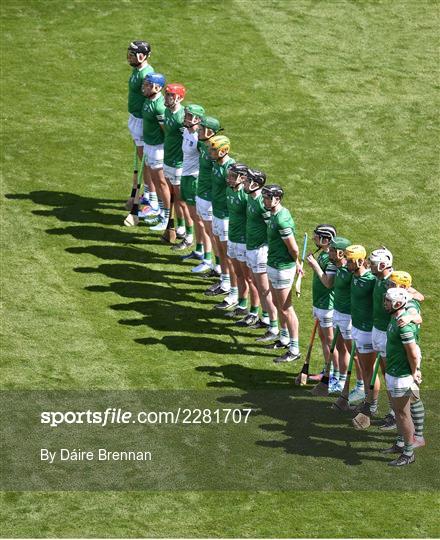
[282,234,303,274]
[408,286,424,302]
[403,341,421,382]
[306,254,335,288]
[397,307,422,327]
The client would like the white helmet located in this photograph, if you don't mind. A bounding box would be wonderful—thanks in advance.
[369,246,393,268]
[385,287,410,311]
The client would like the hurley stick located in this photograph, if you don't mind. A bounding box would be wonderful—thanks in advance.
[311,326,340,397]
[295,232,308,297]
[352,354,381,430]
[124,154,146,227]
[332,341,356,411]
[295,319,319,386]
[125,146,140,210]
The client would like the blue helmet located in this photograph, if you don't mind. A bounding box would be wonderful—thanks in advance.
[144,72,166,87]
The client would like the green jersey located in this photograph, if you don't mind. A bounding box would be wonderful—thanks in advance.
[226,186,248,243]
[142,94,165,145]
[267,207,296,270]
[312,251,337,310]
[128,64,154,118]
[333,265,352,315]
[246,193,271,250]
[350,270,376,331]
[163,107,185,167]
[211,157,235,219]
[373,274,392,331]
[386,314,418,377]
[197,141,213,201]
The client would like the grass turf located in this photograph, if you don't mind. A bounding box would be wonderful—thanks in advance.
[1,0,439,537]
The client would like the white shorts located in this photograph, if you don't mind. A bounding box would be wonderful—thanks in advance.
[246,245,268,274]
[333,310,352,340]
[143,143,164,170]
[267,265,296,290]
[227,241,247,262]
[313,307,334,328]
[212,216,229,242]
[196,196,213,222]
[352,326,374,354]
[385,374,420,399]
[372,326,387,357]
[128,114,143,147]
[163,165,182,186]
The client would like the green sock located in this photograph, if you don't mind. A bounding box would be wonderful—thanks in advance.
[215,256,220,265]
[280,328,289,345]
[185,224,194,235]
[403,442,414,457]
[250,305,259,315]
[229,286,238,299]
[261,311,269,324]
[163,208,170,221]
[334,370,340,380]
[238,298,247,308]
[177,217,185,228]
[289,339,299,354]
[196,243,203,254]
[269,320,279,335]
[410,399,425,437]
[204,251,212,261]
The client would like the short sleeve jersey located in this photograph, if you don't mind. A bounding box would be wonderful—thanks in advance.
[246,193,271,250]
[373,274,392,331]
[182,129,200,177]
[226,186,248,243]
[142,94,165,145]
[196,141,213,201]
[267,207,296,270]
[333,265,352,315]
[350,270,376,331]
[386,315,418,377]
[211,157,235,219]
[163,107,185,168]
[312,251,337,310]
[128,64,154,118]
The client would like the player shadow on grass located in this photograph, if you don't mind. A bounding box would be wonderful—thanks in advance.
[75,263,204,288]
[197,364,392,466]
[5,190,124,225]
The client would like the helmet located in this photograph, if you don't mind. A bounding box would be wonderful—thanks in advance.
[314,224,337,241]
[330,236,351,250]
[228,163,249,188]
[262,184,284,200]
[385,287,410,311]
[345,244,367,260]
[144,72,166,88]
[201,116,221,132]
[209,135,231,156]
[245,168,266,192]
[185,104,205,117]
[128,40,151,56]
[229,163,249,176]
[369,246,393,268]
[389,271,412,289]
[164,83,186,98]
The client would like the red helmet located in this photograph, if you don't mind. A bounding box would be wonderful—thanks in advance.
[165,83,186,98]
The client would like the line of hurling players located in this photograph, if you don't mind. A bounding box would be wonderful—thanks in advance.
[124,41,427,467]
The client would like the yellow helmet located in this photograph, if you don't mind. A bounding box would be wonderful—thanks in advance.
[209,135,230,154]
[345,244,366,261]
[389,270,412,289]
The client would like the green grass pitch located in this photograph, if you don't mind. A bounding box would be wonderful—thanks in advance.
[1,0,439,537]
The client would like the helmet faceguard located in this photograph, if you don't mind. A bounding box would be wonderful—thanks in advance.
[369,246,393,275]
[313,224,337,247]
[127,40,151,66]
[244,168,266,193]
[384,287,410,313]
[227,163,249,189]
[208,135,230,161]
[164,84,186,109]
[345,244,367,271]
[262,184,284,210]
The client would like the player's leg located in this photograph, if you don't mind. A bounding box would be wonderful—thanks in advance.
[387,394,415,466]
[253,269,279,342]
